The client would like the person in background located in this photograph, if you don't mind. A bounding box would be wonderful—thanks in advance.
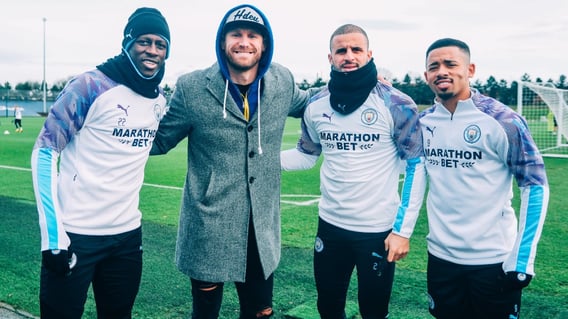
[30,7,170,318]
[281,24,426,318]
[417,37,549,319]
[14,105,23,133]
[150,4,320,318]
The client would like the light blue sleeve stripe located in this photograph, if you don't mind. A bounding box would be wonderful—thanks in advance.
[37,148,59,248]
[393,157,420,232]
[517,185,545,272]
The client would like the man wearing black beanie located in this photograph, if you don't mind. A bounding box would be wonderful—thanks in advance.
[98,7,171,97]
[31,7,170,319]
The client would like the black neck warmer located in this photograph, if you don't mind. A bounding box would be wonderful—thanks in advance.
[328,58,378,115]
[96,53,164,98]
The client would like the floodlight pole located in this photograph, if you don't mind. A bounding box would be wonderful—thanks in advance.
[42,17,47,113]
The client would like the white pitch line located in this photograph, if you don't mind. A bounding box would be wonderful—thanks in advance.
[0,165,31,172]
[142,182,183,190]
[281,194,320,198]
[281,199,320,206]
[280,194,320,206]
[1,165,321,205]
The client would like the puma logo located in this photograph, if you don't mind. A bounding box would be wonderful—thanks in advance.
[117,104,130,116]
[426,126,436,137]
[323,112,334,122]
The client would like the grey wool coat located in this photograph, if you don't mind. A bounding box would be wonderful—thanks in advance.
[151,62,317,282]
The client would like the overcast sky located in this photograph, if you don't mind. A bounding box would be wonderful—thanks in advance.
[1,0,566,87]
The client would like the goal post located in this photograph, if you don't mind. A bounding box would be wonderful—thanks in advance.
[517,81,568,158]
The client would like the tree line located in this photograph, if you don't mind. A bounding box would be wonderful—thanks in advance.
[298,73,568,106]
[1,73,566,106]
[0,79,174,102]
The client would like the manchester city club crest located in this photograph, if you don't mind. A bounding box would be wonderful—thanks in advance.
[361,108,378,125]
[314,237,324,252]
[463,124,481,144]
[153,103,164,122]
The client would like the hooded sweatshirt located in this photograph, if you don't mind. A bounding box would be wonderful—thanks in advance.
[151,4,319,282]
[215,3,274,125]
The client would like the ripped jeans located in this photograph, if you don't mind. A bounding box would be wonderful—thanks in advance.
[190,223,273,319]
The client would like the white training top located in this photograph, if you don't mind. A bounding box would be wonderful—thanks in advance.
[282,83,426,234]
[419,89,549,275]
[31,70,167,251]
[14,108,22,120]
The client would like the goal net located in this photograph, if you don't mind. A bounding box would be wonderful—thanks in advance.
[518,81,568,158]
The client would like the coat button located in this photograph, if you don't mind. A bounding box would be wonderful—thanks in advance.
[247,125,254,132]
[249,151,255,158]
[249,177,255,184]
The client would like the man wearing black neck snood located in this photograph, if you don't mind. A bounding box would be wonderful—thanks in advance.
[281,24,426,318]
[31,7,170,319]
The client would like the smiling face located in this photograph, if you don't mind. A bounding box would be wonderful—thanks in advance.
[424,45,475,110]
[127,34,168,77]
[222,27,265,74]
[328,32,372,72]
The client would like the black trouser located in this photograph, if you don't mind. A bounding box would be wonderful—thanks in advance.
[314,218,394,319]
[14,118,22,128]
[190,220,273,319]
[40,227,143,319]
[427,253,523,319]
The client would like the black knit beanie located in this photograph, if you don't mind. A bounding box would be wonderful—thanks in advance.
[122,7,171,58]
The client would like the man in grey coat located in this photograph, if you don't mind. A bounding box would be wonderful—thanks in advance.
[150,4,319,318]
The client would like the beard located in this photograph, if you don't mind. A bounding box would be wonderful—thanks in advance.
[437,91,455,101]
[225,54,261,72]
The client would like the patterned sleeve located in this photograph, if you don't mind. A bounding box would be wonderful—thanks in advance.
[280,108,321,171]
[496,105,549,275]
[380,83,424,160]
[382,84,426,238]
[34,72,102,152]
[296,116,322,156]
[31,71,103,251]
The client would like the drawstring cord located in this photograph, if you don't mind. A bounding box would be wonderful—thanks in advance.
[257,79,263,154]
[222,80,228,119]
[221,78,263,155]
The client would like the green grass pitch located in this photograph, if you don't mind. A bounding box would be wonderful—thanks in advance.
[0,117,567,318]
